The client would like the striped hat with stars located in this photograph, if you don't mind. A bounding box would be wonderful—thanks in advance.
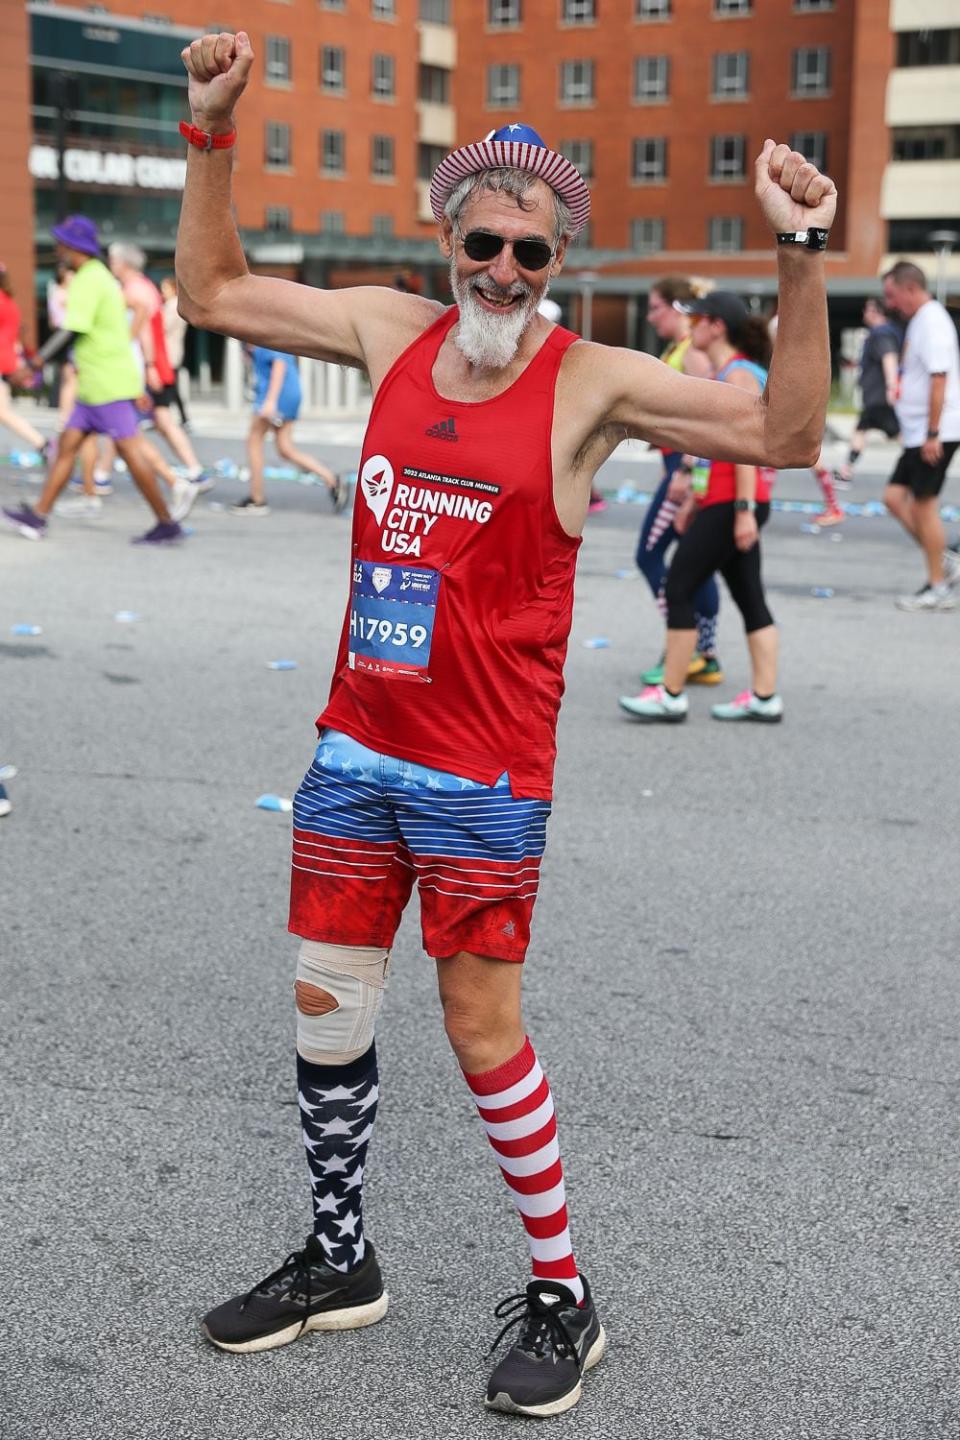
[429,122,591,237]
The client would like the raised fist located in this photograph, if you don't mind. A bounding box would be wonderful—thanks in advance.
[181,31,255,129]
[755,140,837,236]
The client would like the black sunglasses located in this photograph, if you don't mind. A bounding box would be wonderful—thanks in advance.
[460,230,555,272]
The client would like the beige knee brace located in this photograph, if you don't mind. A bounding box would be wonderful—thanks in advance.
[295,939,391,1065]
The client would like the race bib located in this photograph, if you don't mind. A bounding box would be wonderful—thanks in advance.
[348,560,440,682]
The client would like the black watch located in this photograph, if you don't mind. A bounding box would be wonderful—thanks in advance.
[776,228,829,251]
[927,428,940,440]
[733,499,756,513]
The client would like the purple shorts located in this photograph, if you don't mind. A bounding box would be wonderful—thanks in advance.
[66,399,141,441]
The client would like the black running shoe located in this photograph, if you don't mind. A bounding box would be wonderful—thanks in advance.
[202,1235,388,1354]
[485,1276,606,1417]
[330,474,350,514]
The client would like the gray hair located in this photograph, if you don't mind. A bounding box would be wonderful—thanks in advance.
[108,241,146,271]
[443,167,573,245]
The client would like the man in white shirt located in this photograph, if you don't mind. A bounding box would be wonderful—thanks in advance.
[882,260,960,611]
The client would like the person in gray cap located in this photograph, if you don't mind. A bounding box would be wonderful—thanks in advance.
[2,215,183,546]
[176,29,836,1418]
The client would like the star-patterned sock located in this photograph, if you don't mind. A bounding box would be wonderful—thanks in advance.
[296,1044,379,1273]
[463,1037,584,1305]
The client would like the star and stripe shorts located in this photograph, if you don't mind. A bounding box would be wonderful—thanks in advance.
[288,729,551,962]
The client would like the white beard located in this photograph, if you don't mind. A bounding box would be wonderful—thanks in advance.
[449,260,542,370]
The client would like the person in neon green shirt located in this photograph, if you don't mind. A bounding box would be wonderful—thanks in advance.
[2,214,182,545]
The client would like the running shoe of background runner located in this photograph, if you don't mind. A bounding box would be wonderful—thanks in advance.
[942,547,960,589]
[710,690,784,722]
[193,471,216,494]
[831,468,852,491]
[331,474,350,513]
[815,506,844,526]
[169,476,200,523]
[131,520,184,545]
[687,654,724,685]
[202,1235,388,1353]
[485,1277,605,1418]
[588,487,606,514]
[895,584,956,612]
[1,504,47,540]
[56,495,103,518]
[618,684,688,722]
[0,783,10,817]
[641,654,723,686]
[229,496,270,516]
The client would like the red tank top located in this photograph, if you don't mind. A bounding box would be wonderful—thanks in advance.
[318,307,581,799]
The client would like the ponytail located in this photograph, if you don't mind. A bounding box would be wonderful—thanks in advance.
[735,315,771,368]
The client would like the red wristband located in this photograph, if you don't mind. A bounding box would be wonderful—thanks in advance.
[179,120,237,151]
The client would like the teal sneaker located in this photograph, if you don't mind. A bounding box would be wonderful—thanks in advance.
[711,690,783,723]
[640,654,665,686]
[619,684,688,723]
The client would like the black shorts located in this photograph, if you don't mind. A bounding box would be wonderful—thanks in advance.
[858,403,899,439]
[888,442,959,500]
[147,383,179,409]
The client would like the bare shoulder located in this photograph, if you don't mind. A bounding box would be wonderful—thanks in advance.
[350,290,447,387]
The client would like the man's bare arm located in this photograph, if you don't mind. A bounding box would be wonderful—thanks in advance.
[576,141,836,471]
[175,31,438,373]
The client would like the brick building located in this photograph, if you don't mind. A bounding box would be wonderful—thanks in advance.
[5,0,957,351]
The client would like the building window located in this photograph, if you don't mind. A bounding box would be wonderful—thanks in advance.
[372,54,395,98]
[419,64,451,103]
[887,217,951,251]
[712,51,749,98]
[561,0,596,23]
[631,217,664,252]
[320,0,345,10]
[265,206,291,232]
[560,60,595,105]
[636,0,670,17]
[714,0,751,11]
[372,0,395,15]
[633,55,669,101]
[896,30,960,67]
[321,129,345,175]
[790,131,828,170]
[560,139,594,180]
[372,213,395,237]
[792,46,831,96]
[708,215,743,251]
[891,127,960,162]
[419,0,451,20]
[265,36,291,85]
[321,46,346,94]
[488,0,521,25]
[710,134,746,180]
[418,143,447,179]
[632,137,667,182]
[320,210,346,234]
[794,0,833,10]
[372,134,395,178]
[487,64,521,107]
[265,122,291,169]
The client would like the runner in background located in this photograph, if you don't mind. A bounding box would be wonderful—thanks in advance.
[620,293,782,723]
[160,275,191,428]
[832,298,901,488]
[769,306,843,526]
[635,277,721,686]
[0,265,48,457]
[230,345,346,516]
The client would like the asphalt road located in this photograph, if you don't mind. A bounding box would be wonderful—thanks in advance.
[2,427,959,1440]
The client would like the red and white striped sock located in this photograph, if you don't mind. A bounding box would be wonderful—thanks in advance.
[815,466,839,510]
[463,1037,584,1304]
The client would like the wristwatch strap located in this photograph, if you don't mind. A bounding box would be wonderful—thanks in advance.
[733,499,757,513]
[776,228,829,252]
[179,120,237,151]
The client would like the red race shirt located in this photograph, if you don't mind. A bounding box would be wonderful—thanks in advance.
[0,293,21,376]
[319,308,581,800]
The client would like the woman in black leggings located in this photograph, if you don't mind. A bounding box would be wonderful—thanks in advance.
[619,291,783,724]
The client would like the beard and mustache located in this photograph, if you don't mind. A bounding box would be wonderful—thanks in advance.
[448,256,547,370]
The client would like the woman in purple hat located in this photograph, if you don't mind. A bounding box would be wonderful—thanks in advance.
[2,215,182,545]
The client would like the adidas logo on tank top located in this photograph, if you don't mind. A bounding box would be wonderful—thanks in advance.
[425,417,458,441]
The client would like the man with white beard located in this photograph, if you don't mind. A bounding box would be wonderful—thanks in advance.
[177,30,836,1419]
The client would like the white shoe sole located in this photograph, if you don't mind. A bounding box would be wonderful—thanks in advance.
[486,1325,607,1417]
[618,702,687,723]
[203,1290,389,1354]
